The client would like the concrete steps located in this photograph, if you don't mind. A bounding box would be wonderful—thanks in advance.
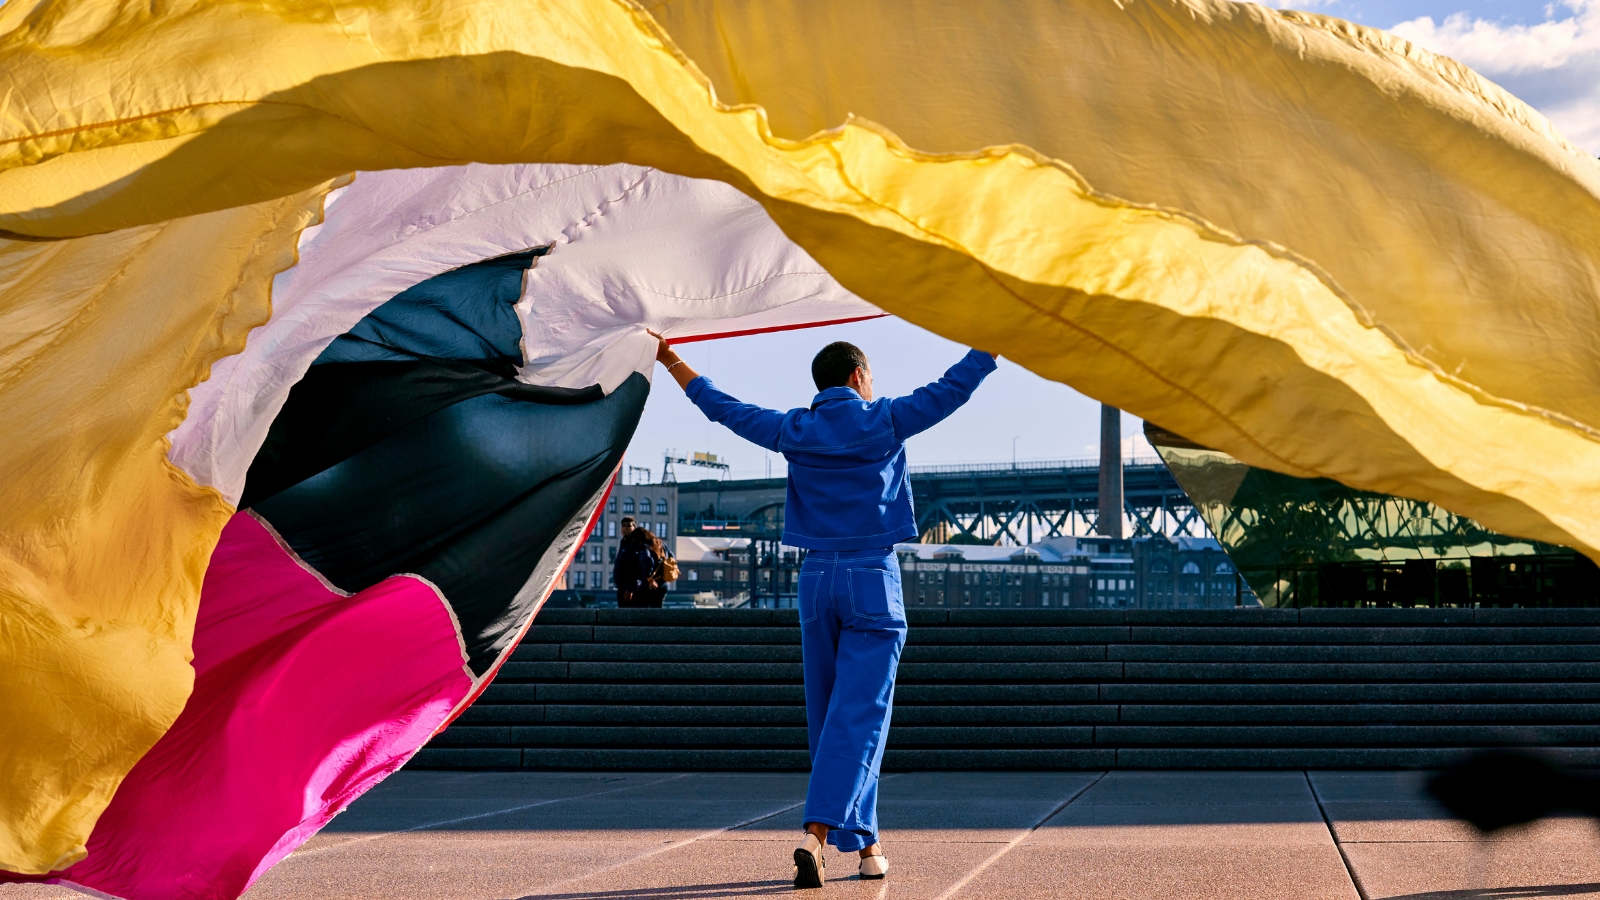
[410,607,1600,770]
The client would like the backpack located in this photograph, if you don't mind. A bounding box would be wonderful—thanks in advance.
[654,554,679,583]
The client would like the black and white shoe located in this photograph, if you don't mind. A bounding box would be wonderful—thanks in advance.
[793,833,825,889]
[859,854,888,880]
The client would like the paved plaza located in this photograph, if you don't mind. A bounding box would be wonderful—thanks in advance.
[6,769,1600,900]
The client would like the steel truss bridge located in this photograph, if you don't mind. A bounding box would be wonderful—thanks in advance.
[675,458,1205,543]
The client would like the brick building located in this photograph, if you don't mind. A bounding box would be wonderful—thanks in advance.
[563,483,677,599]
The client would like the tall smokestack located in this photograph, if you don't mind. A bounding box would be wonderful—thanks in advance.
[1098,402,1124,539]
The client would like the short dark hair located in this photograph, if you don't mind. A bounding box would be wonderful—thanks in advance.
[812,341,870,391]
[620,516,636,527]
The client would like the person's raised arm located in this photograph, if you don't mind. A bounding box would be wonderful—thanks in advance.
[651,331,784,452]
[889,349,999,441]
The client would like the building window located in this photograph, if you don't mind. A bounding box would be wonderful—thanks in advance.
[608,497,617,513]
[573,571,586,588]
[738,571,748,581]
[714,569,724,581]
[609,572,615,588]
[656,499,668,514]
[609,546,617,562]
[689,570,698,581]
[608,521,616,537]
[623,497,634,514]
[1181,561,1201,575]
[1215,561,1234,574]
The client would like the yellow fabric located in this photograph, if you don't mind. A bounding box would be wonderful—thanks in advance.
[3,0,1600,871]
[0,184,336,873]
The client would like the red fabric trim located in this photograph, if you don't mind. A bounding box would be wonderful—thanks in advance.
[433,463,620,731]
[671,314,887,344]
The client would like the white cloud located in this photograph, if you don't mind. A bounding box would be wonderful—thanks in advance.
[1390,0,1600,152]
[1391,0,1600,71]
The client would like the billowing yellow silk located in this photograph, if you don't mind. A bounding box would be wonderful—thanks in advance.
[0,185,335,872]
[2,0,1599,874]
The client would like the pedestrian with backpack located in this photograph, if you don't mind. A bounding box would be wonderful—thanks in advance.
[616,526,670,608]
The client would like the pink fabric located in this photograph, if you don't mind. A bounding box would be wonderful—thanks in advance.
[52,512,475,900]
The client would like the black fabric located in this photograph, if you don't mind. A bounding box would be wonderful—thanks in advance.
[315,248,544,374]
[243,246,649,676]
[240,360,602,509]
[242,247,588,508]
[254,373,647,675]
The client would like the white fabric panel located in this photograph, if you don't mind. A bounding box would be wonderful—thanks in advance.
[517,168,877,390]
[167,163,880,506]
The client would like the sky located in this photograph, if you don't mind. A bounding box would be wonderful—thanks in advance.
[621,0,1600,484]
[625,318,1159,485]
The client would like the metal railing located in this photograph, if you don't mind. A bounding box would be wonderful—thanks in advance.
[907,457,1165,476]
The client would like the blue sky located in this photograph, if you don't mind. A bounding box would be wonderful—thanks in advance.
[624,0,1600,482]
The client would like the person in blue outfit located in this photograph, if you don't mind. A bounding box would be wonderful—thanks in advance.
[649,331,997,888]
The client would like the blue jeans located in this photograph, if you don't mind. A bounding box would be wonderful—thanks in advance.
[797,548,907,852]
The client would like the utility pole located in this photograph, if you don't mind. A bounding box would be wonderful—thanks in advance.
[1098,403,1124,539]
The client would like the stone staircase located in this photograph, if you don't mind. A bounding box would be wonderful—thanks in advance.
[412,607,1600,770]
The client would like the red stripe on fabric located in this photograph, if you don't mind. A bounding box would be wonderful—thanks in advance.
[670,314,887,344]
[434,461,621,730]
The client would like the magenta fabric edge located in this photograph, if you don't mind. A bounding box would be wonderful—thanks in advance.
[46,513,476,900]
[241,664,468,894]
[4,462,612,900]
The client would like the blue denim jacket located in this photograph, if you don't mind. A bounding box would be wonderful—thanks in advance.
[684,350,997,550]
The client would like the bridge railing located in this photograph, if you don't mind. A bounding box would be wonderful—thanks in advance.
[907,457,1166,476]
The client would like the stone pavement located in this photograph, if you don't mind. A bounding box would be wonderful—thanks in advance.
[6,770,1600,900]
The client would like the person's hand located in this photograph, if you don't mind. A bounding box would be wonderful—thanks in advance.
[650,328,700,390]
[647,329,678,365]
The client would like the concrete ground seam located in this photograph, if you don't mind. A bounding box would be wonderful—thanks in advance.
[931,770,1111,900]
